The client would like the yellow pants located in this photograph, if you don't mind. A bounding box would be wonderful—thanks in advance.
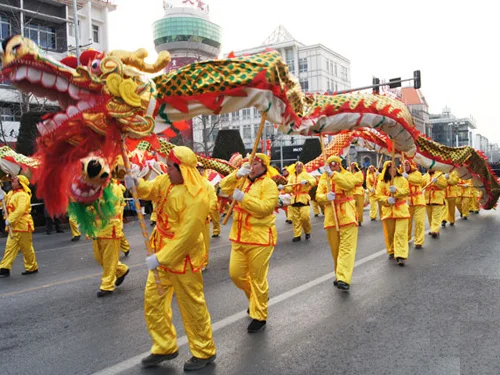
[312,201,321,216]
[290,205,312,238]
[354,194,364,223]
[443,198,457,223]
[92,239,129,291]
[369,196,378,220]
[382,218,409,259]
[0,232,38,271]
[426,205,444,234]
[69,217,81,237]
[408,205,426,246]
[203,222,210,267]
[210,209,220,236]
[326,224,358,285]
[230,243,274,321]
[470,196,480,212]
[144,268,216,358]
[459,197,471,217]
[120,236,130,254]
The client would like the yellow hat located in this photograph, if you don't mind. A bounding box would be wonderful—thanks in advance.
[168,146,206,197]
[327,155,342,165]
[16,175,31,195]
[254,153,270,167]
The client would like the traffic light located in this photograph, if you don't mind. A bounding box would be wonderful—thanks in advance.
[270,134,275,142]
[413,70,421,89]
[290,136,295,144]
[389,77,401,89]
[372,77,380,94]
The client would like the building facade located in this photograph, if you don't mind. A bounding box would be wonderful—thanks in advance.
[429,107,476,148]
[0,0,116,146]
[400,87,430,137]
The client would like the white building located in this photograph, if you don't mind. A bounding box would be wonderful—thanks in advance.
[0,0,116,146]
[192,25,351,163]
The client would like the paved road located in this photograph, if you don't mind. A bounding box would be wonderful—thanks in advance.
[1,208,499,375]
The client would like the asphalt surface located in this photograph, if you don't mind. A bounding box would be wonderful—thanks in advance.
[1,208,500,375]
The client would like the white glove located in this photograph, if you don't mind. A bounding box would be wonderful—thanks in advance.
[370,188,375,193]
[388,197,396,205]
[277,184,284,191]
[124,175,138,190]
[0,189,4,200]
[232,188,245,202]
[444,173,450,179]
[375,171,380,176]
[432,177,437,183]
[402,172,409,179]
[389,185,397,193]
[324,165,333,176]
[5,219,9,226]
[146,254,160,270]
[300,180,308,185]
[236,164,251,178]
[327,192,336,201]
[279,193,292,206]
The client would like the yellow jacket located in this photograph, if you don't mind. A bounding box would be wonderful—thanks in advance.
[137,174,209,273]
[316,170,357,228]
[94,183,125,239]
[285,171,317,205]
[366,171,378,197]
[376,176,410,220]
[459,178,473,198]
[352,170,365,196]
[5,189,34,232]
[202,177,218,223]
[445,171,459,198]
[423,173,447,205]
[219,171,278,246]
[407,170,425,206]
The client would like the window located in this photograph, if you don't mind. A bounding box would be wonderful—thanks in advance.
[0,107,14,122]
[232,111,239,120]
[286,59,295,75]
[220,113,230,122]
[340,66,348,81]
[299,58,308,73]
[242,108,251,120]
[300,79,309,92]
[1,15,10,41]
[334,63,337,77]
[243,125,251,139]
[92,24,99,43]
[24,24,56,49]
[253,108,260,118]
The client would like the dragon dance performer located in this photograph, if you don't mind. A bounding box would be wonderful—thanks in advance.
[376,161,410,266]
[219,153,278,333]
[366,165,379,221]
[130,146,216,371]
[281,168,292,224]
[281,161,316,242]
[316,155,358,291]
[441,170,459,227]
[196,163,218,271]
[113,179,131,256]
[310,175,323,217]
[403,160,425,249]
[423,169,448,237]
[69,215,81,241]
[91,181,130,297]
[457,178,473,220]
[470,187,481,214]
[0,175,38,278]
[349,162,365,226]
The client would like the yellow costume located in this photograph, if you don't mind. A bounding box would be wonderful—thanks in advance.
[470,187,481,213]
[201,177,218,269]
[442,170,459,226]
[0,176,38,277]
[405,161,426,248]
[136,146,216,364]
[69,216,81,239]
[114,181,131,255]
[376,162,410,263]
[92,182,129,294]
[316,155,358,287]
[220,153,278,327]
[365,166,379,221]
[457,178,473,219]
[423,172,447,235]
[350,163,365,225]
[284,162,316,240]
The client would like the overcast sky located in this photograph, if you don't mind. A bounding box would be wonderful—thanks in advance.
[109,0,500,144]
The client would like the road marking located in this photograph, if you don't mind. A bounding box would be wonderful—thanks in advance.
[92,245,389,375]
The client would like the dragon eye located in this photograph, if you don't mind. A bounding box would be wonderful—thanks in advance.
[91,59,101,73]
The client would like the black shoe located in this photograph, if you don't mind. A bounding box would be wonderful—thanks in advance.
[336,281,350,291]
[71,235,81,242]
[286,220,292,224]
[358,222,362,227]
[0,268,10,278]
[441,221,446,228]
[388,254,394,260]
[292,236,301,242]
[396,257,406,267]
[123,250,130,257]
[46,231,52,235]
[305,233,311,240]
[56,229,64,233]
[333,279,338,286]
[415,244,423,249]
[21,269,38,275]
[115,269,129,286]
[431,232,439,238]
[450,222,455,226]
[463,217,468,220]
[184,354,216,371]
[150,221,156,227]
[96,289,113,298]
[141,352,179,368]
[247,319,266,333]
[371,218,376,221]
[211,234,219,238]
[314,214,319,217]
[475,211,479,214]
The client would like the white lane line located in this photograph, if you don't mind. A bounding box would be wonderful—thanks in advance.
[92,246,388,375]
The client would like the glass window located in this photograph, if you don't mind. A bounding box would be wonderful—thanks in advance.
[0,15,10,41]
[299,58,308,73]
[0,107,14,122]
[300,79,309,92]
[243,126,251,139]
[24,24,56,49]
[92,24,99,43]
[340,66,348,81]
[286,59,295,74]
[242,108,251,120]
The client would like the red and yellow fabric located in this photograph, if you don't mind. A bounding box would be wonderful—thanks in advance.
[316,158,358,285]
